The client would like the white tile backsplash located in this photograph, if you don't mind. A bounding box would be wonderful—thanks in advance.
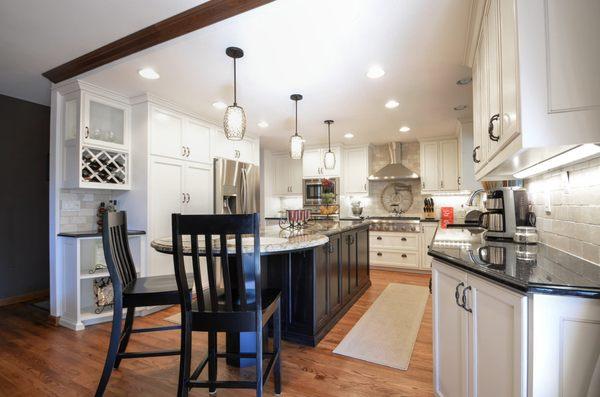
[525,156,600,266]
[60,189,113,232]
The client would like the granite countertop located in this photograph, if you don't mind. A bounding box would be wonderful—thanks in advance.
[151,220,368,255]
[428,227,600,298]
[58,230,146,238]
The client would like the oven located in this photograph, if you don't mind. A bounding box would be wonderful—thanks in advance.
[303,177,339,207]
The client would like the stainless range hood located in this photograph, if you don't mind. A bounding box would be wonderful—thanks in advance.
[368,142,419,181]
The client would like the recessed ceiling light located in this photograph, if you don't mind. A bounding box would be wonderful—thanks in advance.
[399,126,411,133]
[212,101,227,110]
[344,132,354,139]
[454,105,468,111]
[385,100,399,109]
[257,121,269,128]
[456,77,472,85]
[367,66,385,79]
[138,68,160,80]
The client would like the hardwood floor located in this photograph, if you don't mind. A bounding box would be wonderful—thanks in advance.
[0,270,433,396]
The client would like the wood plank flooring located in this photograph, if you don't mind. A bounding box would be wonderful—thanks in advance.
[0,270,433,396]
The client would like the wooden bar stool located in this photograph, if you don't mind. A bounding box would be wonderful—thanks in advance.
[172,213,282,397]
[95,211,187,397]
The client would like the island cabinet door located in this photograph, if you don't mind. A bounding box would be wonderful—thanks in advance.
[340,232,351,303]
[328,233,342,315]
[356,227,369,288]
[315,243,329,330]
[432,260,469,397]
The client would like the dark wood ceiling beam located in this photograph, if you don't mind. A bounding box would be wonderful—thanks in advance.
[42,0,275,83]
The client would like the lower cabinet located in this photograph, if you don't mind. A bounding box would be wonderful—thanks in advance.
[370,230,427,271]
[432,259,527,397]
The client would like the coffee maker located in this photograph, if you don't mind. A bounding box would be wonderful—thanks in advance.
[479,187,529,240]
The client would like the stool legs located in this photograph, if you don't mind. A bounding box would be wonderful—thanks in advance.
[114,307,134,369]
[177,310,192,397]
[95,298,123,397]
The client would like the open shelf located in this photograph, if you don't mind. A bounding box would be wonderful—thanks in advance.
[81,146,128,186]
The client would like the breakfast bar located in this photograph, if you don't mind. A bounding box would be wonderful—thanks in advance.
[151,220,370,364]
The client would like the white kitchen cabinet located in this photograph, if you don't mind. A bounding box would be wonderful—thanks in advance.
[150,107,212,164]
[457,121,481,191]
[468,0,600,180]
[420,142,439,191]
[302,147,341,178]
[432,260,527,397]
[183,162,213,214]
[440,140,459,191]
[432,262,469,397]
[61,84,131,190]
[369,231,426,272]
[272,153,302,195]
[420,222,438,269]
[343,146,371,194]
[210,129,259,165]
[420,139,460,192]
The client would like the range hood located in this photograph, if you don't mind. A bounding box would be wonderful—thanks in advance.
[368,142,419,181]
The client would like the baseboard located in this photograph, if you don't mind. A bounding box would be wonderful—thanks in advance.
[371,265,431,274]
[0,289,49,307]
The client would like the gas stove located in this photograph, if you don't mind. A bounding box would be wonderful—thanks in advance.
[366,216,421,233]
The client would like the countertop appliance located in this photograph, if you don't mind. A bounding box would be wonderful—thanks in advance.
[303,177,339,207]
[479,187,528,240]
[214,157,260,214]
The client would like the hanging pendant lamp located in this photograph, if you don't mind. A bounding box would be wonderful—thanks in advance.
[289,94,304,160]
[223,47,246,140]
[323,120,336,169]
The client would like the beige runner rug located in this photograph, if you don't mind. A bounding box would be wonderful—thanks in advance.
[333,283,429,370]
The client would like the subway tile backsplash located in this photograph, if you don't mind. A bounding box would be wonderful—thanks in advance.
[526,156,600,266]
[60,189,112,232]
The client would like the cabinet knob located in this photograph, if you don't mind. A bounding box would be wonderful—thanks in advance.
[377,252,382,256]
[488,114,500,142]
[401,237,406,242]
[472,146,481,164]
[376,236,382,240]
[401,254,407,258]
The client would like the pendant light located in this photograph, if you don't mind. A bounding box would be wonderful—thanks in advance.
[223,47,246,140]
[323,120,336,169]
[289,94,304,160]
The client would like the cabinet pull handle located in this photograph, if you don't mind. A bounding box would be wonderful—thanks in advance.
[472,146,481,163]
[364,183,367,191]
[182,146,186,157]
[401,237,407,241]
[377,252,382,256]
[328,243,335,254]
[84,126,90,139]
[376,236,382,240]
[462,286,472,313]
[401,254,407,258]
[488,114,500,142]
[454,282,465,308]
[182,193,186,203]
[457,176,461,186]
[422,182,425,189]
[186,146,191,157]
[186,193,191,203]
[440,180,444,189]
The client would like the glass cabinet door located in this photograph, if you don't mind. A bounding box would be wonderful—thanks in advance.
[83,94,128,148]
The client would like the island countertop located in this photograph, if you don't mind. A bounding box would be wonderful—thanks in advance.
[151,219,369,255]
[428,227,600,298]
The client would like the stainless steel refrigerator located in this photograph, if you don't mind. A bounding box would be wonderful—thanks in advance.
[214,158,260,215]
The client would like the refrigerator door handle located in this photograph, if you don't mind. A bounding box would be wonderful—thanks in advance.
[240,167,248,213]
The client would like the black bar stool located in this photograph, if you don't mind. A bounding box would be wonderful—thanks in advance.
[172,213,282,397]
[95,211,187,396]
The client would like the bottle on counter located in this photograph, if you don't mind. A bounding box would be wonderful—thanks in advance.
[97,202,106,232]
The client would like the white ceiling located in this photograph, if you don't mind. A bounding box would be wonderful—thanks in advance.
[84,0,473,150]
[0,0,206,105]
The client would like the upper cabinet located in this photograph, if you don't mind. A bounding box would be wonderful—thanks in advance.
[210,129,259,165]
[150,106,211,164]
[61,83,131,190]
[343,146,371,195]
[272,153,302,196]
[302,147,342,178]
[420,139,459,192]
[469,0,600,180]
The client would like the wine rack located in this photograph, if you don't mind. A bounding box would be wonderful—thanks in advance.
[81,147,128,186]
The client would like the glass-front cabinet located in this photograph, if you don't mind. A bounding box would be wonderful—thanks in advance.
[61,84,131,190]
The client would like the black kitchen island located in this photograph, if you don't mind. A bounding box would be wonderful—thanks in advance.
[151,220,371,365]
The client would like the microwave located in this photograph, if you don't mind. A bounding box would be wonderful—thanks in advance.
[303,178,339,207]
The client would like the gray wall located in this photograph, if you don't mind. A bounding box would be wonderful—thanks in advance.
[0,94,50,300]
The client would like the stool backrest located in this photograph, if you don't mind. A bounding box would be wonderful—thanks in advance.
[171,213,261,314]
[102,211,138,296]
